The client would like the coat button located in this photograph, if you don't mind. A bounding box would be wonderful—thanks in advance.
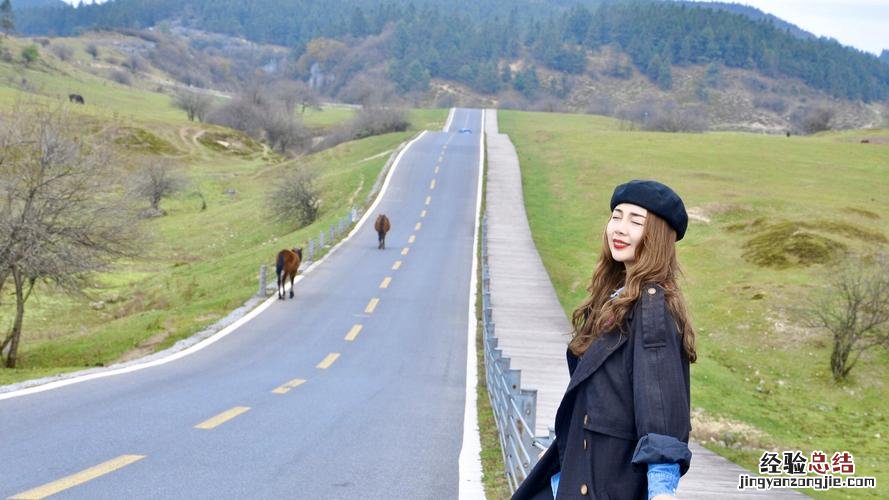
[583,438,588,450]
[580,484,589,495]
[648,287,656,295]
[583,414,589,425]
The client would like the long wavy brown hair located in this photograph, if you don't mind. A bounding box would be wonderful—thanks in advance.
[569,211,697,362]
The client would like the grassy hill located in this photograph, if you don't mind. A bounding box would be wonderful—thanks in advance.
[0,34,446,385]
[500,110,888,498]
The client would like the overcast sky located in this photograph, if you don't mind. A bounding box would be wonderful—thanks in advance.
[60,0,888,56]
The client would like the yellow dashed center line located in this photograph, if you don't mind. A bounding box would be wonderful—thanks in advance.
[392,260,402,270]
[425,196,431,205]
[438,155,444,162]
[429,179,436,190]
[365,297,380,313]
[195,406,251,430]
[401,247,410,256]
[345,324,363,341]
[379,277,392,289]
[414,222,422,231]
[10,455,146,500]
[272,378,306,394]
[316,352,340,369]
[420,210,427,218]
[408,235,416,244]
[434,166,440,174]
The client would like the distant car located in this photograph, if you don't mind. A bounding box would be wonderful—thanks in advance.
[458,127,472,134]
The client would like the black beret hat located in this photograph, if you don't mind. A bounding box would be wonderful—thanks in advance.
[610,180,688,241]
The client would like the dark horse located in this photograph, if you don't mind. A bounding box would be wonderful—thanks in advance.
[374,214,391,249]
[275,247,303,299]
[68,93,85,104]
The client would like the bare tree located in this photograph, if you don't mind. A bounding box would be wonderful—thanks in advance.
[131,158,187,216]
[0,104,141,368]
[337,72,396,107]
[263,110,311,155]
[267,168,320,228]
[205,97,265,137]
[808,253,889,381]
[268,79,320,115]
[172,90,213,122]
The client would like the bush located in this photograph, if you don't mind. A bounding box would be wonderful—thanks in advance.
[796,107,835,134]
[50,44,74,62]
[620,100,708,133]
[263,110,311,154]
[130,158,187,215]
[21,45,39,64]
[86,43,99,59]
[752,95,788,114]
[267,168,320,228]
[313,106,409,152]
[348,107,409,139]
[205,98,266,138]
[124,54,149,73]
[110,69,132,85]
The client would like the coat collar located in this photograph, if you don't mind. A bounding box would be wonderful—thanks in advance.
[564,330,628,394]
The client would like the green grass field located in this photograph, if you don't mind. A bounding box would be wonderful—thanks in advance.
[499,110,888,498]
[0,39,447,385]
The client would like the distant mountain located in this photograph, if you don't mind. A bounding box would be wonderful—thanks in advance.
[11,0,889,103]
[11,0,67,9]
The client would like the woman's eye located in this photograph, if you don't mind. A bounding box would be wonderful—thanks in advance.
[632,221,643,226]
[611,216,620,220]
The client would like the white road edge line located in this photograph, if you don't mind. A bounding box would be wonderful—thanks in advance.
[443,107,456,132]
[0,130,430,402]
[458,108,485,499]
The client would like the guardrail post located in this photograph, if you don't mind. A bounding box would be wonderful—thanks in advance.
[518,388,537,447]
[308,239,315,260]
[258,265,267,296]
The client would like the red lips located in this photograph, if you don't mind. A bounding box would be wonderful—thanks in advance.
[613,239,629,249]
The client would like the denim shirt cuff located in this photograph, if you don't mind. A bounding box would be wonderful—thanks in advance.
[647,462,679,498]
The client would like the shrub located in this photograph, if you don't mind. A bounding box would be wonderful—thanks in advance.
[267,168,320,228]
[799,107,835,134]
[21,45,39,64]
[110,69,132,85]
[86,43,99,59]
[50,44,74,62]
[348,106,409,139]
[753,95,788,114]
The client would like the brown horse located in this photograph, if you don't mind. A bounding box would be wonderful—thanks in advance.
[275,247,303,299]
[374,214,391,249]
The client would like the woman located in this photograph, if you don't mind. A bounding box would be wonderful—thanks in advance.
[513,180,696,500]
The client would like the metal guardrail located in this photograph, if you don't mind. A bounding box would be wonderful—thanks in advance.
[258,209,359,295]
[480,215,555,493]
[257,134,415,296]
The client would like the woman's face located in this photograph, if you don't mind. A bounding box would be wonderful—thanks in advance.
[607,203,647,266]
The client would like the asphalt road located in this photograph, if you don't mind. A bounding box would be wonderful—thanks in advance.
[1,108,484,500]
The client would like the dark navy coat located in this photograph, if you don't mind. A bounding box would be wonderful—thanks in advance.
[513,284,692,500]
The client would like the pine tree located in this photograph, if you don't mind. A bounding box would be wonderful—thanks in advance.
[1,0,15,37]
